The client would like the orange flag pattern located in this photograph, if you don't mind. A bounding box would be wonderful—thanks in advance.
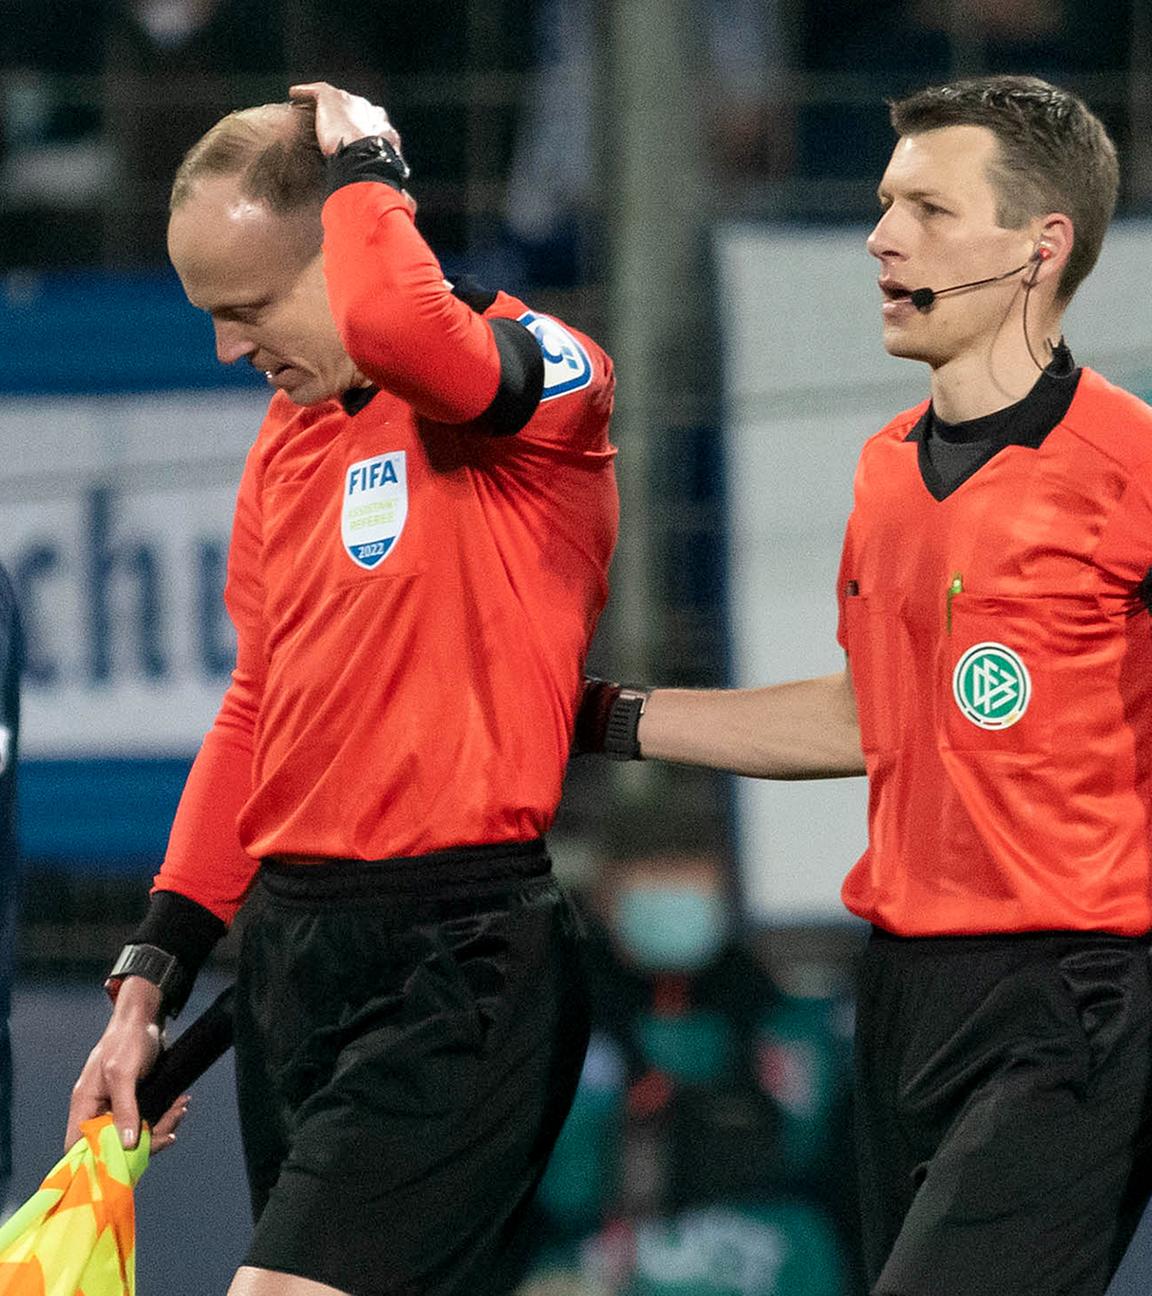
[0,1115,150,1296]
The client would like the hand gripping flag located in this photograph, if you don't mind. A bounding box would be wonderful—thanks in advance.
[0,986,233,1296]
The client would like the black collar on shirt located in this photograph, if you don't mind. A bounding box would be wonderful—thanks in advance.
[341,384,379,416]
[905,341,1081,500]
[338,276,500,417]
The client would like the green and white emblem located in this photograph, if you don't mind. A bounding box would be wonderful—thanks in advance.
[952,641,1031,730]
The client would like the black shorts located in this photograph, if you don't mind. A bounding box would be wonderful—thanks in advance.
[855,928,1152,1296]
[233,840,589,1296]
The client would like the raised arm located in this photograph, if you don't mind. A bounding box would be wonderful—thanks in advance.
[293,81,543,432]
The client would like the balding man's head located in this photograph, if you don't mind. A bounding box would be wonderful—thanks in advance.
[170,101,326,217]
[166,99,358,407]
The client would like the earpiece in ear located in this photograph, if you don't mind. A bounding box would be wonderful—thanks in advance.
[1033,244,1053,262]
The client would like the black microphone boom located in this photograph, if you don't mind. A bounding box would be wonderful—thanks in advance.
[910,260,1032,312]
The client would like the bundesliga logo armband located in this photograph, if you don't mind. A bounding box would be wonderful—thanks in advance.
[517,312,593,402]
[464,309,593,439]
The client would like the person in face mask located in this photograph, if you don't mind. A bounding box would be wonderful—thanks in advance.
[609,852,732,977]
[522,845,857,1295]
[579,848,785,1206]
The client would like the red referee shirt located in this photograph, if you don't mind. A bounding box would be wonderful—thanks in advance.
[156,183,618,923]
[838,368,1152,936]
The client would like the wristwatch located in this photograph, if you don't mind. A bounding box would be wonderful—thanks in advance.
[105,943,188,1016]
[604,686,650,760]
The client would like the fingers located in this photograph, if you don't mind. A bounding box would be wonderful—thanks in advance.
[287,82,399,157]
[109,1061,144,1151]
[66,1039,117,1151]
[147,1094,191,1155]
[288,82,329,102]
[65,1079,107,1153]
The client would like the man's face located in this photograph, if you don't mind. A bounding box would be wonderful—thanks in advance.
[867,125,1037,367]
[168,176,358,406]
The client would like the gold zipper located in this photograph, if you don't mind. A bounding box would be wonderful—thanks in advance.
[946,572,963,633]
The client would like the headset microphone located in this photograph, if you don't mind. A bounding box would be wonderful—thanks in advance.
[908,246,1050,312]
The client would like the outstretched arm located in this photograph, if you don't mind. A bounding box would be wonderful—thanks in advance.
[66,441,270,1155]
[640,664,863,778]
[582,661,864,779]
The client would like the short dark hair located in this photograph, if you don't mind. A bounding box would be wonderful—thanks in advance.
[169,101,326,215]
[889,76,1119,302]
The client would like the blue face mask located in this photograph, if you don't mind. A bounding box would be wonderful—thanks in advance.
[613,885,729,973]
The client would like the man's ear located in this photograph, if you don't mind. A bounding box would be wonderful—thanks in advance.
[1032,213,1074,281]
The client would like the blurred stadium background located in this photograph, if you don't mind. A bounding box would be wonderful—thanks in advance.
[3,1,1152,1292]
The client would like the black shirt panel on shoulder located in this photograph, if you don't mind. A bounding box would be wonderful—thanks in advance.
[450,275,499,314]
[906,342,1081,502]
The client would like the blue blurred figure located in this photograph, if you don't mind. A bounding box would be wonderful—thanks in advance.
[0,565,22,1214]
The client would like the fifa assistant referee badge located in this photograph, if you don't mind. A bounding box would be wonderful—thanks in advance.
[327,135,411,193]
[105,943,189,1018]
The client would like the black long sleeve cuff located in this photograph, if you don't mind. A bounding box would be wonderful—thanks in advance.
[326,136,410,194]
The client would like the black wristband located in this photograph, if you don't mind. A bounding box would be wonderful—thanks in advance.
[327,135,411,195]
[475,318,545,437]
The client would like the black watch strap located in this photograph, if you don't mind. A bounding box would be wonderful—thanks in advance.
[604,687,649,761]
[327,135,411,195]
[105,943,190,1019]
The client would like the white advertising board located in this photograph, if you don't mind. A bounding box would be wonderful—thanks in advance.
[0,391,264,758]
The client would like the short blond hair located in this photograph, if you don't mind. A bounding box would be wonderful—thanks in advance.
[169,101,326,214]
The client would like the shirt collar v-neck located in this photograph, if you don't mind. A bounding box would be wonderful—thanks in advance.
[905,341,1081,501]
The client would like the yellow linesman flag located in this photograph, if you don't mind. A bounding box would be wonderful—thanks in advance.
[0,1114,150,1296]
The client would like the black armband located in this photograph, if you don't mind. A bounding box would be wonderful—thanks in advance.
[574,678,650,760]
[474,318,545,437]
[445,280,546,438]
[327,135,411,195]
[106,891,228,1019]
